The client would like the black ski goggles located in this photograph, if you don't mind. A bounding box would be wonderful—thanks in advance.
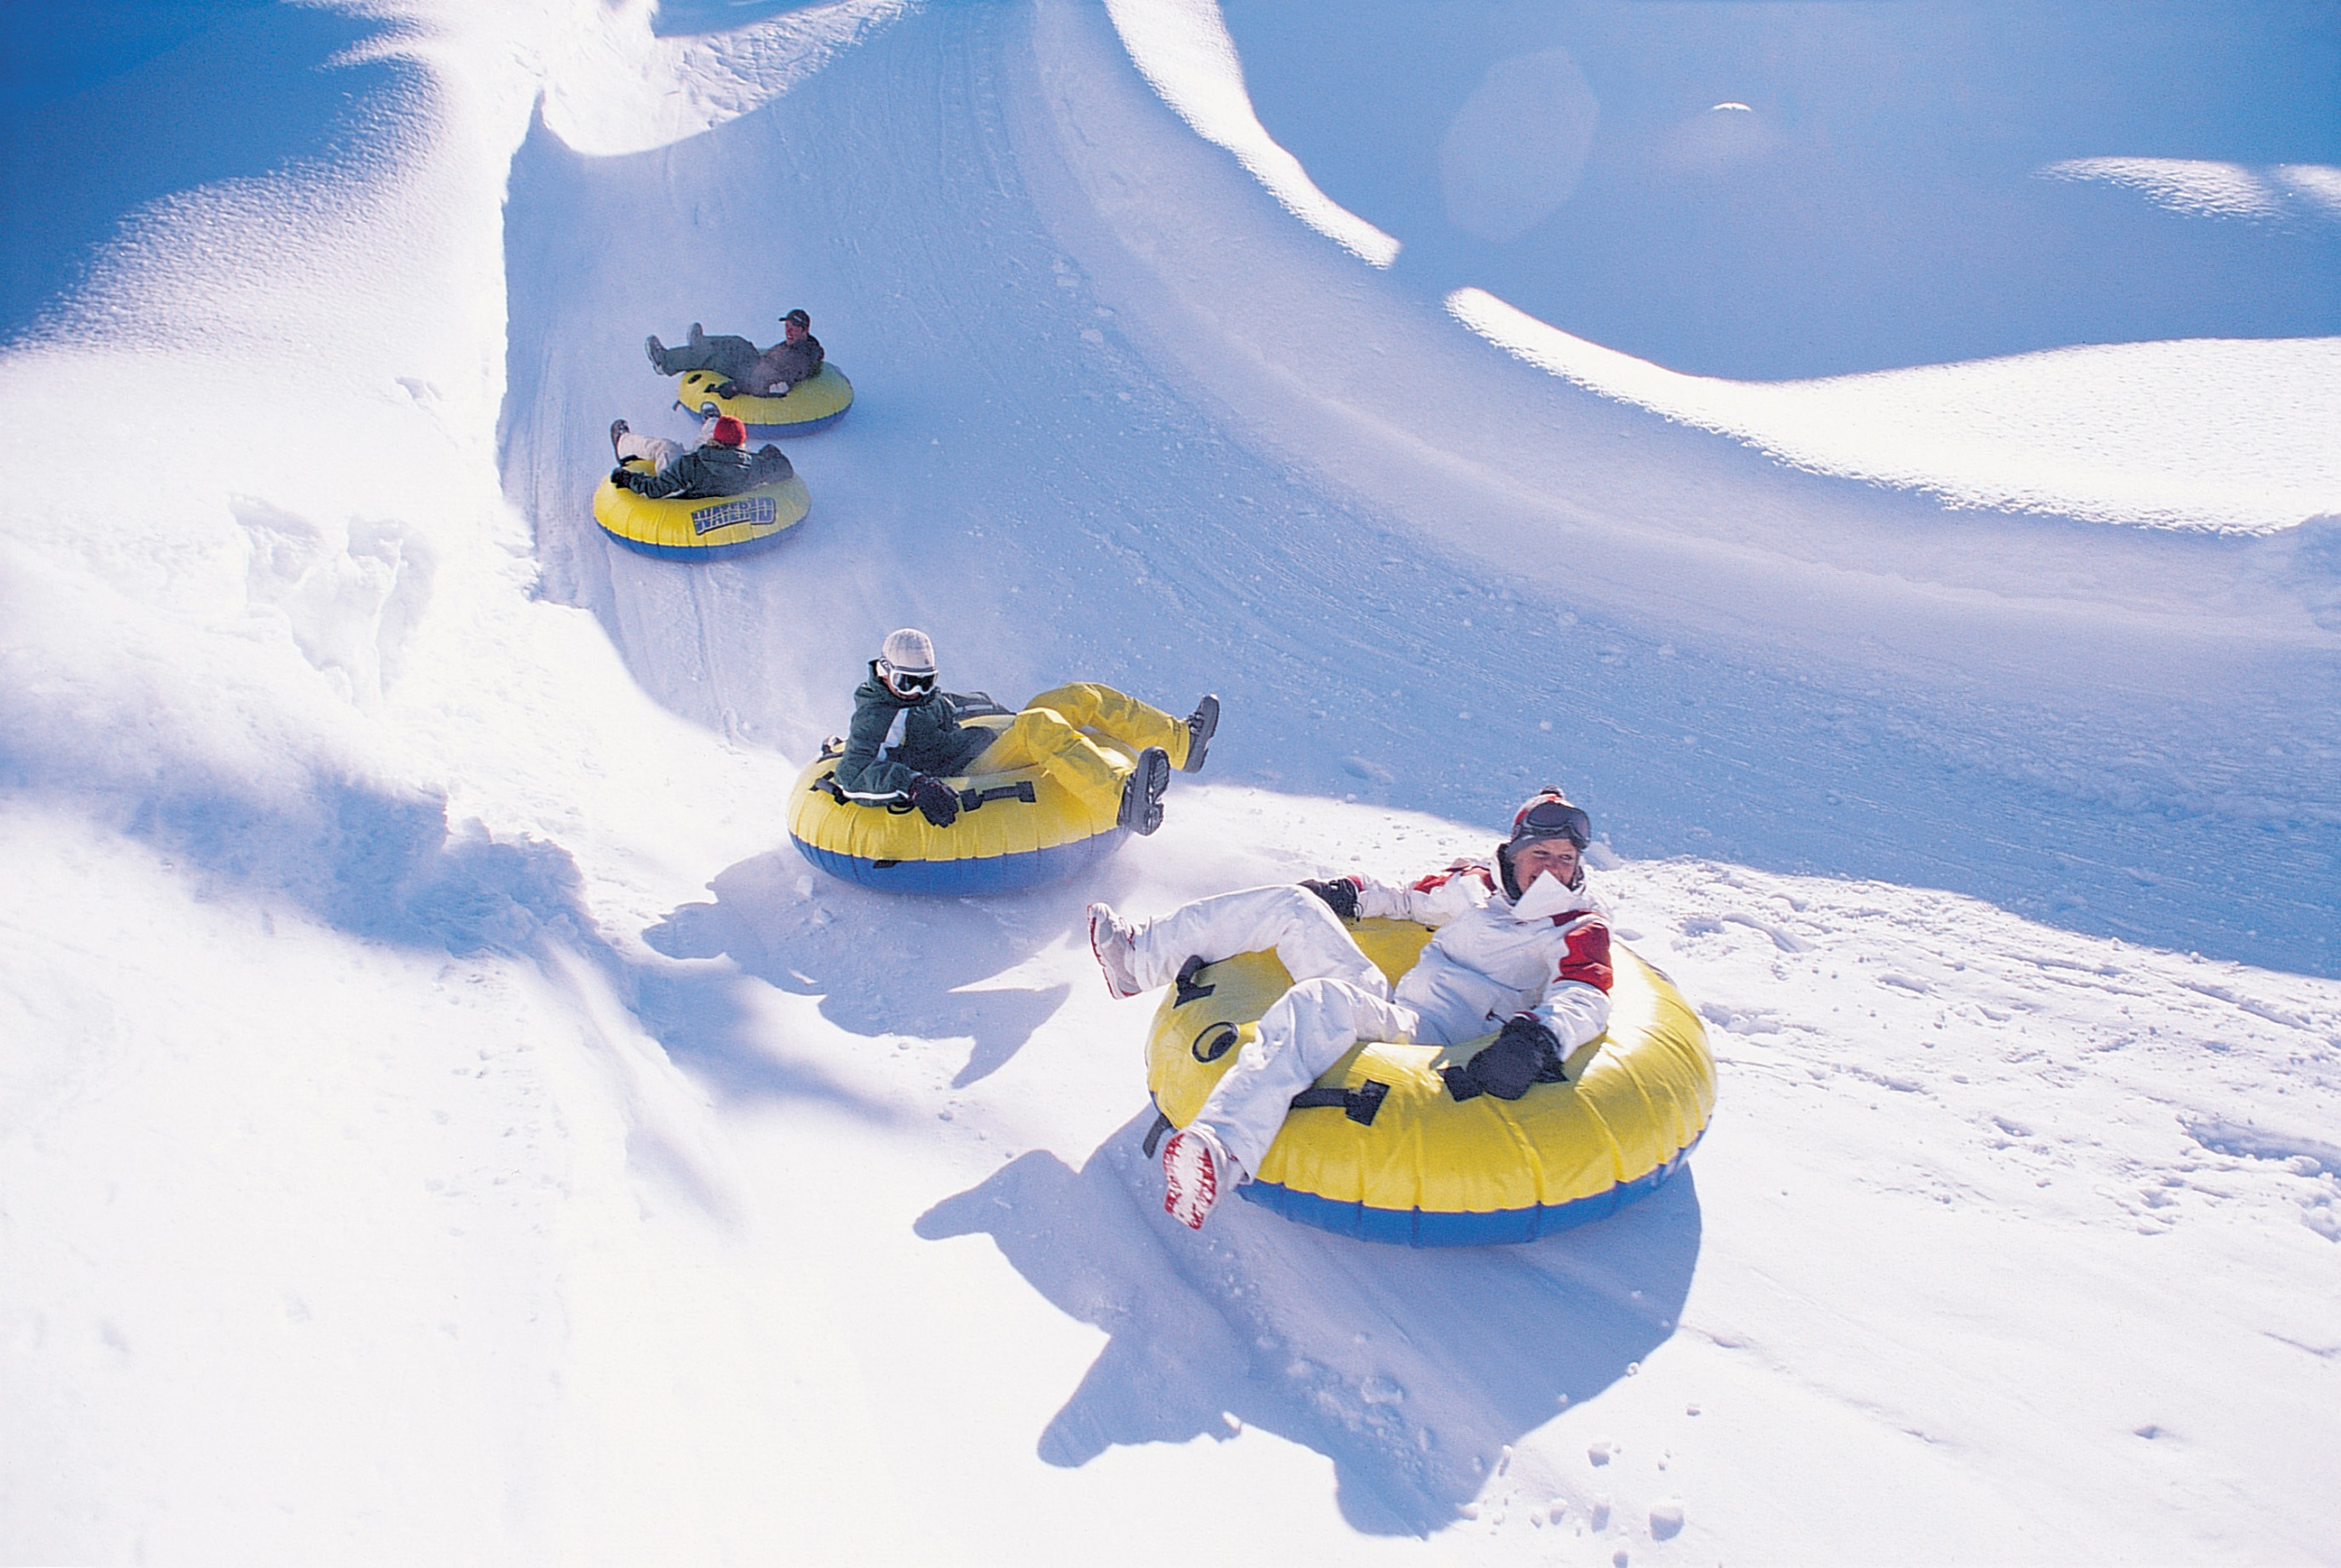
[1511,797,1590,848]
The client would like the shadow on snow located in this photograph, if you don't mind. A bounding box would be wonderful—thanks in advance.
[2,5,414,343]
[918,1109,1701,1536]
[645,847,1079,1088]
[0,745,889,1140]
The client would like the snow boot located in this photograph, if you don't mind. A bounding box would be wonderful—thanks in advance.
[1118,746,1171,836]
[1181,694,1219,774]
[644,335,664,369]
[688,322,705,344]
[1161,1123,1234,1230]
[1087,902,1143,999]
[609,418,629,460]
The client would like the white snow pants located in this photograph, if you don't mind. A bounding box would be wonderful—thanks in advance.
[1128,885,1419,1175]
[616,432,686,471]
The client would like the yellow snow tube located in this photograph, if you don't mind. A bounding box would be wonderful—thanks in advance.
[673,363,854,436]
[1143,918,1715,1245]
[592,462,809,560]
[787,714,1135,894]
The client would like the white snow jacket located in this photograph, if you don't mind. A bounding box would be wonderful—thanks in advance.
[1340,860,1613,1049]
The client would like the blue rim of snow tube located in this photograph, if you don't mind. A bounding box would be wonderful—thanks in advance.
[740,410,847,436]
[679,402,851,438]
[789,828,1128,895]
[596,521,797,561]
[1233,1131,1704,1247]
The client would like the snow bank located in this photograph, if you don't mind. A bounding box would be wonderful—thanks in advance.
[1101,0,1398,266]
[2046,156,2341,225]
[537,0,914,159]
[1451,287,2341,534]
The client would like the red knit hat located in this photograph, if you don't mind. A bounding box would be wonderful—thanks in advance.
[709,415,748,447]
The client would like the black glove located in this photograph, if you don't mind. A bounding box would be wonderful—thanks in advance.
[1442,1015,1563,1102]
[908,774,960,828]
[712,381,742,400]
[609,466,632,486]
[1299,877,1360,921]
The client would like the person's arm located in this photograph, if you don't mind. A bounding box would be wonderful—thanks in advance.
[832,692,917,802]
[738,345,792,396]
[763,339,821,390]
[1443,912,1614,1102]
[1348,861,1495,926]
[1297,876,1362,919]
[1530,912,1614,1050]
[627,448,704,500]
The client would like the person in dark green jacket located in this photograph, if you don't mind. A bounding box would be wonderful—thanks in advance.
[831,628,1219,835]
[608,415,761,500]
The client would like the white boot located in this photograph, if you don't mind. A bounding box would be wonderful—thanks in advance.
[1087,902,1142,999]
[1161,1123,1241,1230]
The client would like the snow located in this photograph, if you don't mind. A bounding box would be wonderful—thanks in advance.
[1450,288,2341,533]
[4,0,2338,1562]
[2046,156,2341,225]
[1102,0,1399,266]
[537,0,916,159]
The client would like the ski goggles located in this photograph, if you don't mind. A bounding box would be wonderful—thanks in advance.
[1509,796,1591,848]
[880,663,937,696]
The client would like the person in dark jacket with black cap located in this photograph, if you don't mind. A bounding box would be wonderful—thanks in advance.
[718,309,823,399]
[644,311,824,398]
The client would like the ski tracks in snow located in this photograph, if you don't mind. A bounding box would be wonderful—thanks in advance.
[1614,857,2341,1249]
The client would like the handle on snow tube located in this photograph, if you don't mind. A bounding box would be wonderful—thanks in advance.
[1141,1078,1390,1172]
[1288,1080,1391,1126]
[1172,955,1216,1007]
[1142,1107,1174,1159]
[956,782,1038,812]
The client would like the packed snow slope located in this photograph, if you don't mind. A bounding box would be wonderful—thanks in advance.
[4,1,2340,1564]
[501,0,2341,977]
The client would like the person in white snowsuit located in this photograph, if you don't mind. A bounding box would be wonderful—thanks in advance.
[1087,789,1613,1229]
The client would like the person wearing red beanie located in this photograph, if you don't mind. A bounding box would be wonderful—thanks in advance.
[606,413,774,501]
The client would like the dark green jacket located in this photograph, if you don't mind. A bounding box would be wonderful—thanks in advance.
[617,441,754,500]
[831,670,994,802]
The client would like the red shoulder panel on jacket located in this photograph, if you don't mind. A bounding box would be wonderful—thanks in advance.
[1553,916,1614,992]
